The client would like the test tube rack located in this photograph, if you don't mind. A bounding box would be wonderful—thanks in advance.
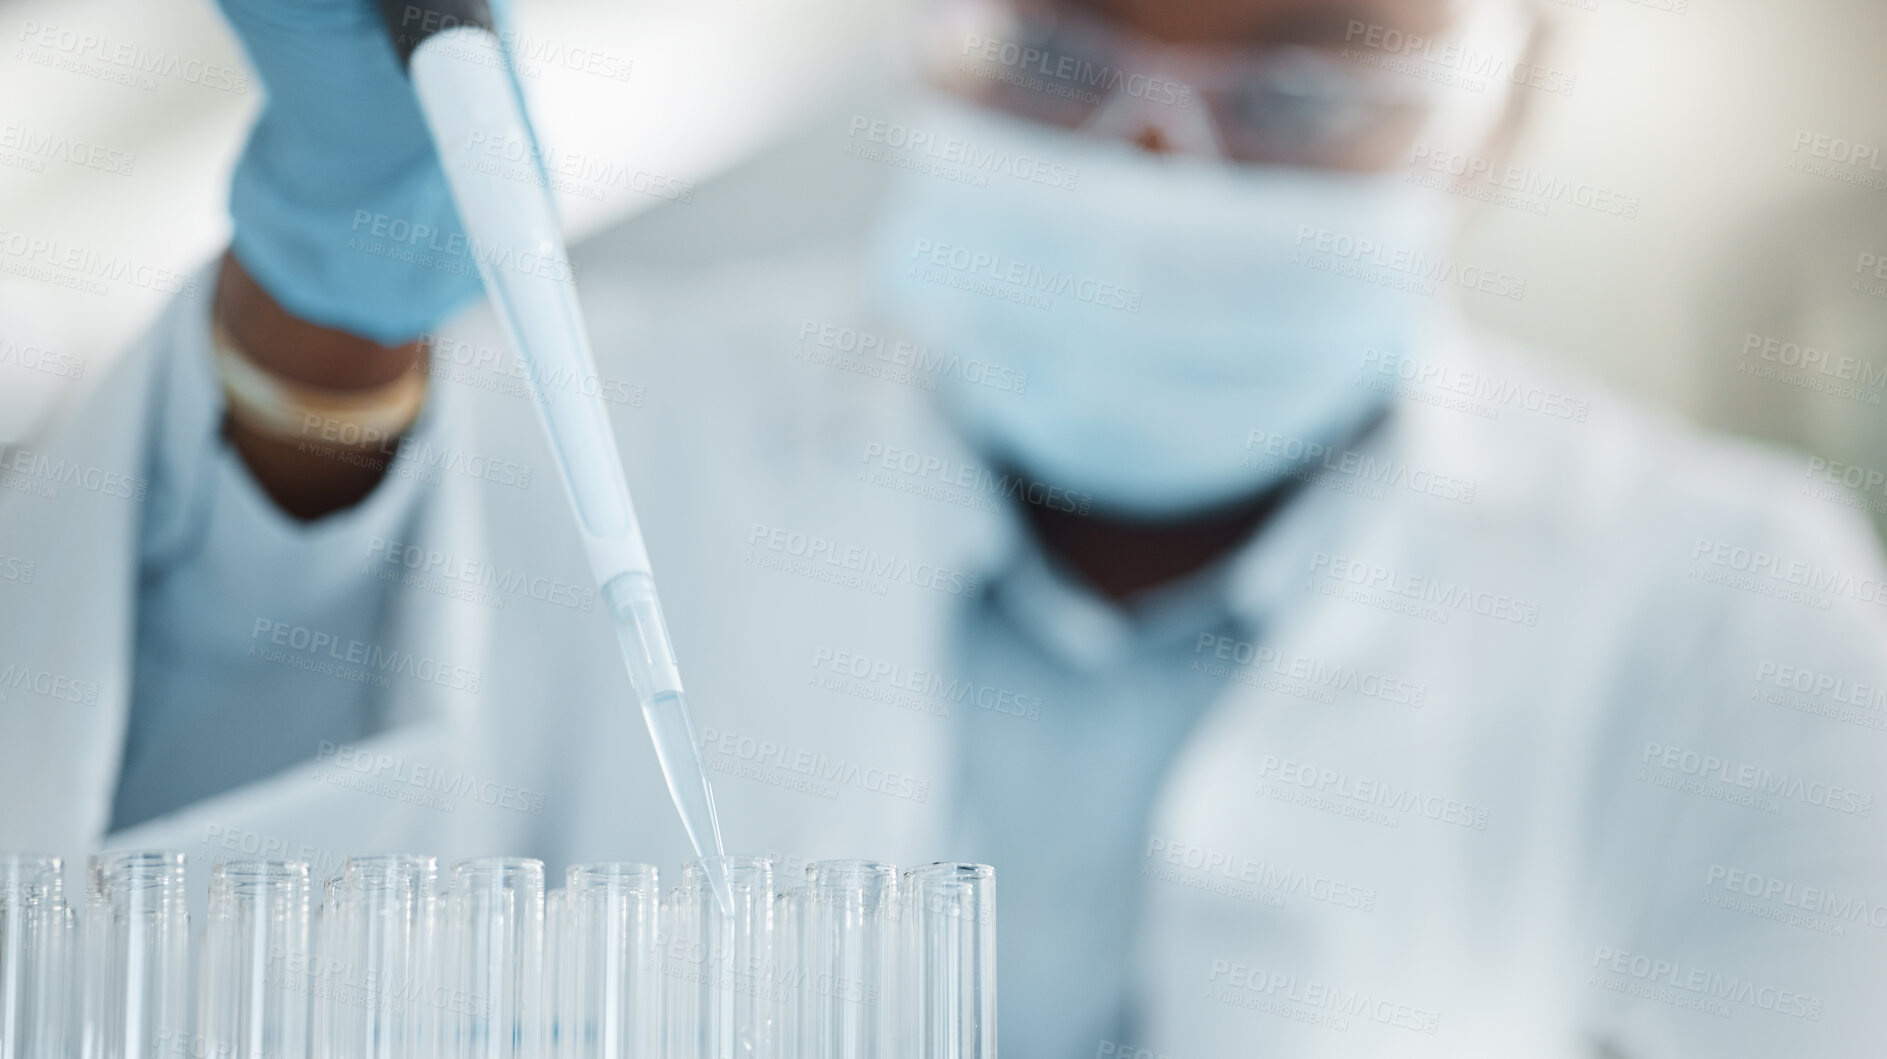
[0,851,995,1059]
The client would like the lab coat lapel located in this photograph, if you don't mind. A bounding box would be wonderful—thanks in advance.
[1129,360,1590,1057]
[0,299,167,850]
[103,322,504,885]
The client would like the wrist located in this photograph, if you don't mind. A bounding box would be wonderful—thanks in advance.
[213,253,431,520]
[216,252,427,389]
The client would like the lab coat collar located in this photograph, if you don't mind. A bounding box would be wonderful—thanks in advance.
[980,414,1405,677]
[1212,311,1492,626]
[987,515,1267,675]
[1217,421,1401,628]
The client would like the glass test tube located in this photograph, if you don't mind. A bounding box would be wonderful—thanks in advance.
[452,857,545,1059]
[546,888,575,1059]
[309,877,339,1059]
[561,864,660,1059]
[770,888,806,1059]
[0,854,69,1059]
[198,860,311,1059]
[554,864,660,1049]
[903,864,995,1059]
[411,858,447,1059]
[80,862,105,1059]
[87,850,191,1059]
[660,888,686,1059]
[678,857,773,1059]
[802,861,898,1059]
[330,854,440,1059]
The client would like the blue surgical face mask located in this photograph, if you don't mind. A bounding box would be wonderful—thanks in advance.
[863,94,1457,519]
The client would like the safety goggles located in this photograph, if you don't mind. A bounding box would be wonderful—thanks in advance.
[920,0,1535,169]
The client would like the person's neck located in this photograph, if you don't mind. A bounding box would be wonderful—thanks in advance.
[1014,475,1300,605]
[1001,410,1390,604]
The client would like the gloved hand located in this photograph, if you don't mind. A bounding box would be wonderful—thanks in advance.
[217,0,501,345]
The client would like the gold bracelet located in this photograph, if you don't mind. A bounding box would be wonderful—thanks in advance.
[211,319,428,451]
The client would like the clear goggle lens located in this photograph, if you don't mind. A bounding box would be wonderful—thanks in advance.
[923,0,1533,168]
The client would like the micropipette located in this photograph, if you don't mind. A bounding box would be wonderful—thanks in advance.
[373,0,731,908]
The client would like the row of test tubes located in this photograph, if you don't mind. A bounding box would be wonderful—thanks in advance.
[0,851,994,1059]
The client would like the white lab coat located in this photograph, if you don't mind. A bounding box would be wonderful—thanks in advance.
[5,101,1887,1058]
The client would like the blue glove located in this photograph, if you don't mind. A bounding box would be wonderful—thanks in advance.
[218,0,503,344]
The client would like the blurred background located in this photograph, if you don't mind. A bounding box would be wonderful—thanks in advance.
[3,0,1886,531]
